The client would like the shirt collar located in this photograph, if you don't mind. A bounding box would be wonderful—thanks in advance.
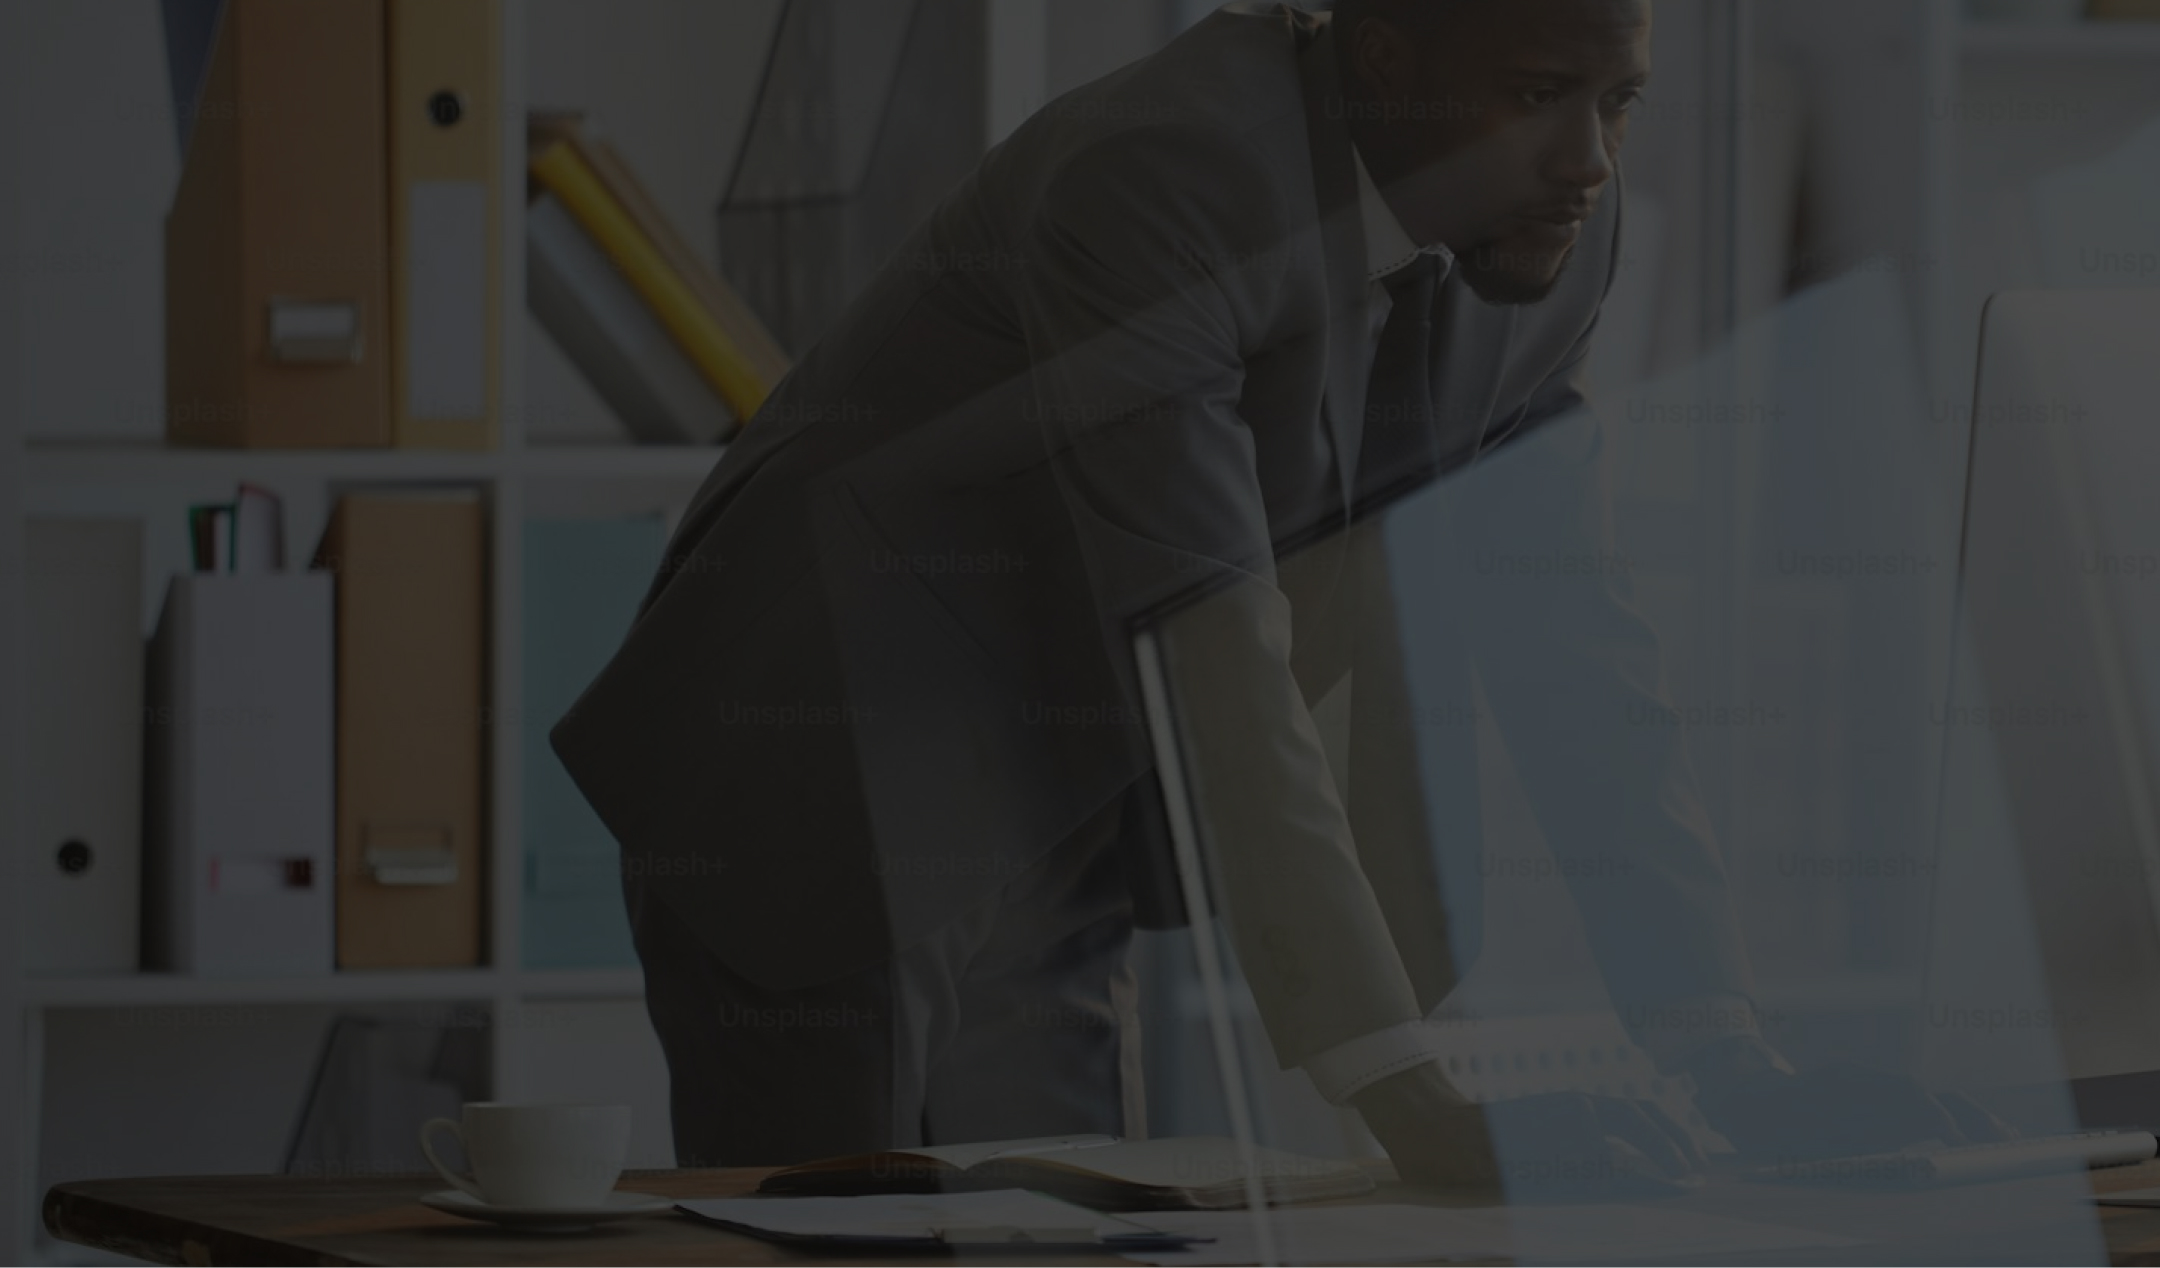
[1353,145,1453,283]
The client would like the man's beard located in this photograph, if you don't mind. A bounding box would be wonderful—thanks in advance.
[1456,241,1578,306]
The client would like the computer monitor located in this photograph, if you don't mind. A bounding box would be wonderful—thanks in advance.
[1131,356,2115,1258]
[1927,289,2160,1099]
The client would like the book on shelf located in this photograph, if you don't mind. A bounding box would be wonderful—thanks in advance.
[144,569,336,975]
[385,0,504,451]
[188,483,286,572]
[163,0,504,451]
[187,504,232,573]
[313,491,489,970]
[164,0,392,448]
[755,1135,1378,1211]
[528,114,789,431]
[25,519,146,976]
[529,110,793,401]
[528,192,737,445]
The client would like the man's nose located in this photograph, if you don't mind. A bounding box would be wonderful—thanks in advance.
[1548,106,1617,195]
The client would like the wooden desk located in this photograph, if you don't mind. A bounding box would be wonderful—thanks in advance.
[45,1161,2160,1266]
[44,1168,1135,1268]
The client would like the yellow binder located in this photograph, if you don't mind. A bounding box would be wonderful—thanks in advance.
[529,111,793,402]
[531,140,770,421]
[387,0,502,450]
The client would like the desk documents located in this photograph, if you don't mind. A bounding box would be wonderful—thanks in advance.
[1124,1203,1864,1265]
[754,1134,1375,1209]
[677,1190,1203,1252]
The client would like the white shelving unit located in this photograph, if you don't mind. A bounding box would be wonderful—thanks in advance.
[0,3,767,1260]
[2,0,1061,1256]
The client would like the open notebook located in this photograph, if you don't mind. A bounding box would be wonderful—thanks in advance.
[755,1135,1377,1210]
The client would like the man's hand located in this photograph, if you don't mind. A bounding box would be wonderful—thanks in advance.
[1352,1062,1704,1199]
[1683,1036,2016,1161]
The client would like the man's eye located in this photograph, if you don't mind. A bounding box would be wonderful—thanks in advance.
[1523,87,1563,108]
[1604,89,1645,114]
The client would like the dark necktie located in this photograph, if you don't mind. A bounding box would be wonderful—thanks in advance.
[1354,253,1443,517]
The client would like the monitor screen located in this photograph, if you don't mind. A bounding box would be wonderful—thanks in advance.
[1134,387,2105,1261]
[1930,288,2160,1089]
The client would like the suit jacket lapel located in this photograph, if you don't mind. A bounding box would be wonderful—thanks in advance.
[1297,16,1372,522]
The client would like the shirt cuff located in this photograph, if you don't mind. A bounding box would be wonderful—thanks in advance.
[1623,994,1765,1072]
[1301,1020,1450,1106]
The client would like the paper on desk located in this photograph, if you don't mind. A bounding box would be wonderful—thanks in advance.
[680,1190,1172,1243]
[1119,1203,1861,1265]
[2096,1187,2160,1207]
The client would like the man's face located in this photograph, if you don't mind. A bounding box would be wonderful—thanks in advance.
[1346,0,1651,305]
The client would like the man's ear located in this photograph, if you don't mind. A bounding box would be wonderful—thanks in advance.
[1346,16,1422,101]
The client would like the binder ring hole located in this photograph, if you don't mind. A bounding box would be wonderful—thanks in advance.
[56,839,93,876]
[428,91,465,128]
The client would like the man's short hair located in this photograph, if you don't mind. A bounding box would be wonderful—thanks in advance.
[1332,0,1463,42]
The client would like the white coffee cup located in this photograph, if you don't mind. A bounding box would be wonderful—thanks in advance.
[420,1102,631,1209]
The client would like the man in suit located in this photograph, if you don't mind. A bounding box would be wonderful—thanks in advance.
[554,0,1998,1186]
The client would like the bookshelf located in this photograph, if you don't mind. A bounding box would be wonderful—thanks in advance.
[0,1,1068,1260]
[0,0,698,1243]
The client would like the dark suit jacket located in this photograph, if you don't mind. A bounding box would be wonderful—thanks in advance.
[552,1,1753,1067]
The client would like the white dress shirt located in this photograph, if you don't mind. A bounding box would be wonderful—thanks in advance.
[1353,146,1454,362]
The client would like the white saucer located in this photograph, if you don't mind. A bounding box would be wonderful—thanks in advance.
[420,1189,674,1232]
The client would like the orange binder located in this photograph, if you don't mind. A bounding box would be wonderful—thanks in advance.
[164,0,391,448]
[387,0,503,450]
[314,492,489,968]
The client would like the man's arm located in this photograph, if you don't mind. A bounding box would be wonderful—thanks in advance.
[1327,324,1759,1194]
[1442,324,2017,1165]
[1014,124,1432,1069]
[1454,337,1761,1058]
